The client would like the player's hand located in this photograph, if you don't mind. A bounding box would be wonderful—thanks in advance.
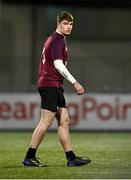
[73,81,85,95]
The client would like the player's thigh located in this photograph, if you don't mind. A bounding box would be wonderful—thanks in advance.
[56,107,69,126]
[40,109,56,126]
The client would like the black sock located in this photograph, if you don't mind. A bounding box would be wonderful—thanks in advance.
[65,150,76,160]
[26,148,36,159]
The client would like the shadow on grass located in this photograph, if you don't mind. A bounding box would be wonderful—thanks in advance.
[0,165,23,169]
[0,164,67,169]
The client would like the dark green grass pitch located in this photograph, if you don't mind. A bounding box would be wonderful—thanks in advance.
[0,132,131,179]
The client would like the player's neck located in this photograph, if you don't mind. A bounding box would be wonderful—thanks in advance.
[56,29,66,38]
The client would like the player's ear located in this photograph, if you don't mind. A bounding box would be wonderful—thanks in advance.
[57,19,61,27]
[57,21,61,29]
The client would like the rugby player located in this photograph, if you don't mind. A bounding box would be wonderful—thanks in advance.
[23,11,91,167]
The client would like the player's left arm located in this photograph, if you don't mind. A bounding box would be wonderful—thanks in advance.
[54,59,84,95]
[54,59,76,84]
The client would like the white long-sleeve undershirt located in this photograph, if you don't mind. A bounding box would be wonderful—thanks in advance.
[54,59,76,84]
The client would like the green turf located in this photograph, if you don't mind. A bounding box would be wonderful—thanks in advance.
[0,132,131,179]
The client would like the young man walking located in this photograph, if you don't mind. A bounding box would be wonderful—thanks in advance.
[23,11,91,167]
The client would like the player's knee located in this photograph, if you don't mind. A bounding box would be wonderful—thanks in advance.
[60,117,69,127]
[40,117,54,128]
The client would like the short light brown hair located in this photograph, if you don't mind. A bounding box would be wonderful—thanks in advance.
[57,11,74,23]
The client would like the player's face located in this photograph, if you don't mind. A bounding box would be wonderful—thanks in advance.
[58,20,73,36]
